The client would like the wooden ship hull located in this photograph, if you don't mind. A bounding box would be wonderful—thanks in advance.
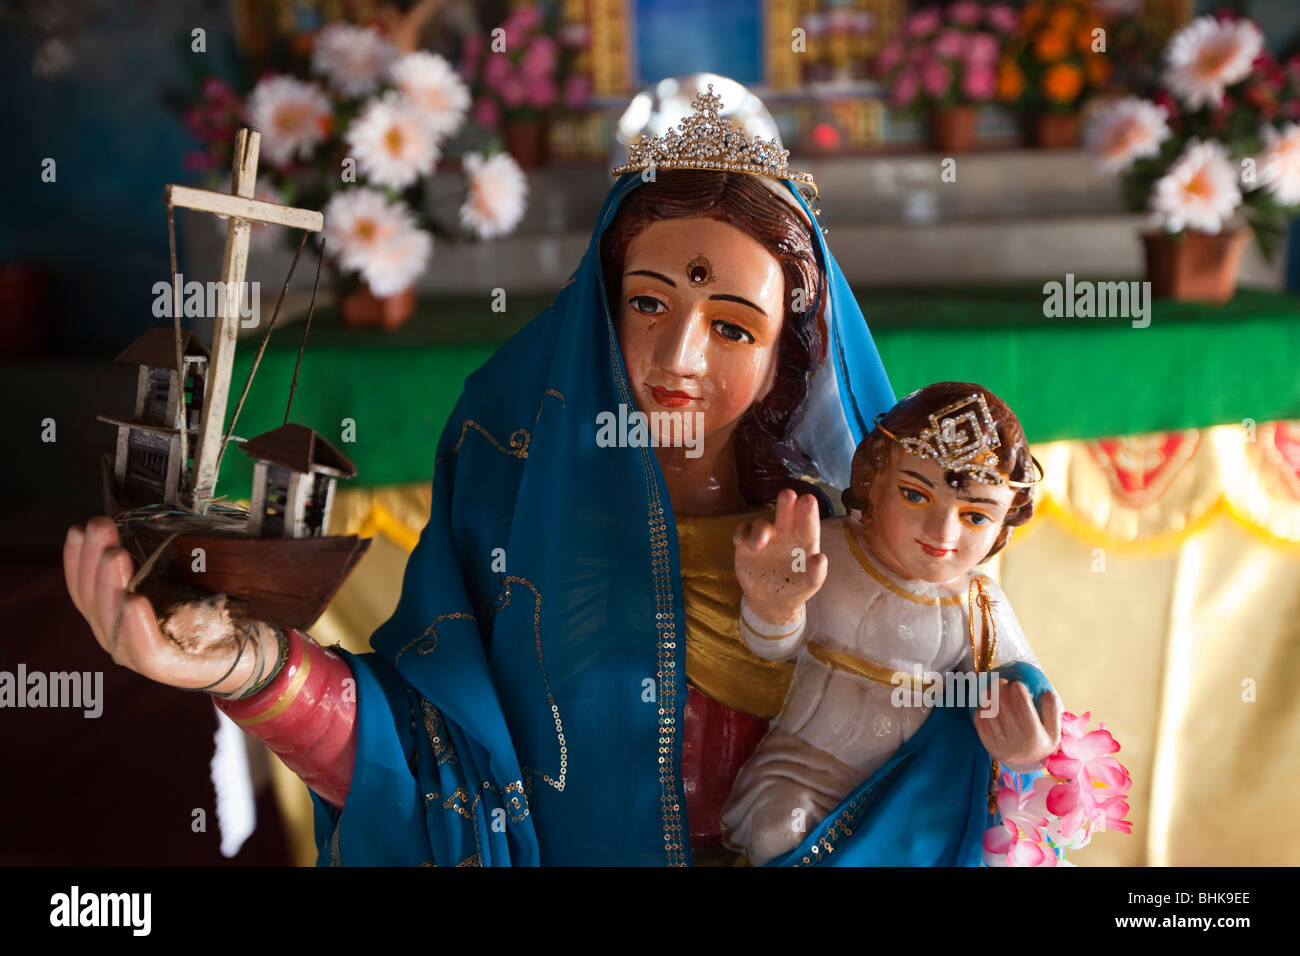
[102,453,371,631]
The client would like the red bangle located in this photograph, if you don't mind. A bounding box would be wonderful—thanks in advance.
[214,628,358,807]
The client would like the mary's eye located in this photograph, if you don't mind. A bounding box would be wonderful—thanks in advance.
[712,319,754,344]
[629,295,667,315]
[964,512,992,526]
[900,487,927,504]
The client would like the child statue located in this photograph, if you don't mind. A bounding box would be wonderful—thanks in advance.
[720,381,1063,866]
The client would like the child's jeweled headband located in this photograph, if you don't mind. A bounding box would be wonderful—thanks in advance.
[874,393,1044,489]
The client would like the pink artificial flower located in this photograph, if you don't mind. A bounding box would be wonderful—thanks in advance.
[987,5,1019,33]
[499,75,527,108]
[891,70,921,108]
[967,33,999,65]
[503,5,543,47]
[995,773,1049,836]
[472,97,500,129]
[1095,795,1134,835]
[878,39,905,74]
[201,76,239,106]
[982,821,1057,867]
[1046,720,1124,789]
[922,60,953,98]
[484,50,511,89]
[949,1,982,26]
[935,29,967,60]
[563,73,591,109]
[182,150,220,173]
[907,8,942,39]
[520,34,558,80]
[963,64,997,100]
[527,78,558,109]
[1045,713,1131,838]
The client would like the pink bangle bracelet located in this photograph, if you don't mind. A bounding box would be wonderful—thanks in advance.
[213,628,358,807]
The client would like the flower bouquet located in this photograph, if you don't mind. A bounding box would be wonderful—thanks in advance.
[1083,13,1300,302]
[877,2,1019,153]
[183,21,528,329]
[457,4,591,169]
[983,711,1132,866]
[997,0,1113,148]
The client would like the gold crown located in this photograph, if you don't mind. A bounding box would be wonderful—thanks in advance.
[611,84,817,197]
[874,394,1044,489]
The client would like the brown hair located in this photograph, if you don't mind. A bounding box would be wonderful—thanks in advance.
[841,381,1039,563]
[599,170,827,508]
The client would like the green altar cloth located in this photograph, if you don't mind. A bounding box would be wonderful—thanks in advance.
[215,284,1300,498]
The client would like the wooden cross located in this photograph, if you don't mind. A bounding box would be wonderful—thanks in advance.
[166,126,324,515]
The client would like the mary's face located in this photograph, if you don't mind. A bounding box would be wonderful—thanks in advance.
[614,217,785,447]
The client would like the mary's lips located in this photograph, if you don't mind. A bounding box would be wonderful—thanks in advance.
[648,385,697,408]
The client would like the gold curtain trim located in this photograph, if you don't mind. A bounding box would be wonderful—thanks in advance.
[1005,495,1300,558]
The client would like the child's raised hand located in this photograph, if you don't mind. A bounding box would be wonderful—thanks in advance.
[733,488,828,627]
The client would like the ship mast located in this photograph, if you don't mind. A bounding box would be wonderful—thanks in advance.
[164,126,323,515]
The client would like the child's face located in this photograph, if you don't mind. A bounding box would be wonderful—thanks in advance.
[861,448,1015,584]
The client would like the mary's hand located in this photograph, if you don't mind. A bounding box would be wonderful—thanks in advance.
[975,679,1063,771]
[63,517,281,698]
[733,488,828,627]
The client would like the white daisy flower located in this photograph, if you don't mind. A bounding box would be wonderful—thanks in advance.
[346,91,439,190]
[1151,139,1242,234]
[459,152,527,240]
[245,75,331,167]
[311,23,396,98]
[390,51,471,141]
[361,224,432,296]
[324,188,412,271]
[1085,97,1172,174]
[1162,15,1263,110]
[1258,123,1300,207]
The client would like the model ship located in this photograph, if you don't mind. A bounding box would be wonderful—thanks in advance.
[97,127,370,630]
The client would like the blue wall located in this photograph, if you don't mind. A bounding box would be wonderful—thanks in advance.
[0,1,237,352]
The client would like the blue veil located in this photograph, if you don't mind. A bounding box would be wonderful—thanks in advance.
[310,171,899,866]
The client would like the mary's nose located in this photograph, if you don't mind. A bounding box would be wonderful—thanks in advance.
[654,308,709,379]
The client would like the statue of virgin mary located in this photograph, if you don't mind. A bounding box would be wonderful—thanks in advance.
[233,78,976,865]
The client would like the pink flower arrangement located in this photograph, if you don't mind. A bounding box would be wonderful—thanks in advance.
[1085,12,1300,256]
[879,4,1016,112]
[982,711,1132,867]
[459,4,589,127]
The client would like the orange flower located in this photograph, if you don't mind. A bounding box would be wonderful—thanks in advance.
[998,60,1026,101]
[1085,53,1112,87]
[1035,29,1070,62]
[1043,62,1084,103]
[1048,7,1079,32]
[1022,2,1046,28]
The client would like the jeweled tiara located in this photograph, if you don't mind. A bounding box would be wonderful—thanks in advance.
[611,84,818,197]
[874,394,1044,489]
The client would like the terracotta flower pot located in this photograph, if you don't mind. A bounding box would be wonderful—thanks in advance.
[339,284,417,330]
[1032,111,1081,149]
[502,118,549,169]
[928,105,978,154]
[1141,229,1249,304]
